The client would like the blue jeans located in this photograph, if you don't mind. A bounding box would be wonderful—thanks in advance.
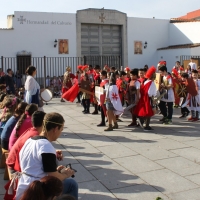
[63,178,78,200]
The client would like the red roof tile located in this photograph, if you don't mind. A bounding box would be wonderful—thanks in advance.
[178,9,200,19]
[157,43,200,50]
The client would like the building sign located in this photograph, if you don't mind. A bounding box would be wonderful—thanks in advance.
[17,15,72,25]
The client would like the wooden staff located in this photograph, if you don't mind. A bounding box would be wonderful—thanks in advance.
[79,88,94,95]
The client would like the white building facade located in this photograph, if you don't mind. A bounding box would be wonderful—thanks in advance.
[0,8,200,76]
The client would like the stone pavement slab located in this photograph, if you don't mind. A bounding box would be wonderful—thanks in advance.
[78,180,118,200]
[114,155,164,174]
[75,153,120,171]
[171,147,200,164]
[90,165,144,190]
[97,144,138,159]
[134,146,178,161]
[186,173,200,186]
[111,184,170,200]
[138,169,198,195]
[156,157,200,176]
[168,188,200,200]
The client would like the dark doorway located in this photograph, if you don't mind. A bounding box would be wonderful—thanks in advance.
[17,55,31,74]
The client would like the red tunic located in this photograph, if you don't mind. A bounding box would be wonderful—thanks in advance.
[116,78,127,102]
[62,73,75,94]
[134,81,154,117]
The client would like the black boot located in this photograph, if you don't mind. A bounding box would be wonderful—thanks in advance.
[97,122,106,127]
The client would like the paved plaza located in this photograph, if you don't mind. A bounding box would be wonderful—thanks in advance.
[1,99,200,200]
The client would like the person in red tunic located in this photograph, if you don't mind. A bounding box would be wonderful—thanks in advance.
[124,67,131,83]
[75,65,83,103]
[97,70,109,126]
[61,67,75,102]
[126,70,140,126]
[116,71,128,105]
[138,68,146,85]
[171,68,180,108]
[91,65,101,114]
[134,66,157,131]
[104,64,110,73]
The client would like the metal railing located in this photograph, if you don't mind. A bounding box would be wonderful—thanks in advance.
[83,55,122,69]
[180,55,200,65]
[0,55,122,87]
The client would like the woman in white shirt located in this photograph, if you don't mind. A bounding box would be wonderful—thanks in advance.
[24,66,40,105]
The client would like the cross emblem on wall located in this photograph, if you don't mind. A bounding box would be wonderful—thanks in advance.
[17,16,26,24]
[99,13,106,23]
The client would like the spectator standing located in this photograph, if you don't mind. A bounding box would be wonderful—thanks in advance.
[189,58,197,71]
[5,68,15,94]
[15,70,22,89]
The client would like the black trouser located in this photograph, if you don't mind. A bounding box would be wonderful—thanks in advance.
[145,117,151,127]
[159,101,173,120]
[180,97,189,114]
[82,99,90,112]
[100,105,106,123]
[139,117,151,127]
[77,92,81,102]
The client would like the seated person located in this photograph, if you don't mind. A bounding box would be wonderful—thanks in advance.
[15,112,78,200]
[8,103,38,150]
[20,176,63,200]
[1,102,27,150]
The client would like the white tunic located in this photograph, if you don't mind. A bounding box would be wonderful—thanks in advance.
[144,80,157,97]
[189,62,197,70]
[15,138,56,200]
[24,75,40,104]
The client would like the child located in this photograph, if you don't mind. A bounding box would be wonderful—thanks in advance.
[158,65,174,125]
[80,74,91,114]
[185,70,200,121]
[138,68,146,85]
[0,97,20,138]
[105,73,123,131]
[46,75,51,88]
[97,70,109,127]
[127,70,140,126]
[185,64,192,77]
[116,71,128,106]
[134,66,157,131]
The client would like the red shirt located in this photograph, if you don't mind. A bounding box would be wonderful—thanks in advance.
[138,77,145,85]
[6,127,39,171]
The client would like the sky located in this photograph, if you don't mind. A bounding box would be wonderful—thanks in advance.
[0,0,200,28]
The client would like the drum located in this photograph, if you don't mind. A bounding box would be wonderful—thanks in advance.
[40,89,53,102]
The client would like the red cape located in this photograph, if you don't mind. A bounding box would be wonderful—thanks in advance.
[62,83,79,102]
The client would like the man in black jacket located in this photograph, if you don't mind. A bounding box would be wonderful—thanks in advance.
[5,68,15,94]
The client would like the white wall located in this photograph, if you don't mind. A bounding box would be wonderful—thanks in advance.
[157,48,191,71]
[0,11,76,57]
[191,46,200,56]
[169,22,200,45]
[127,17,169,69]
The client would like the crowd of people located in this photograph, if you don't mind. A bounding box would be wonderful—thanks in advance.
[0,65,78,200]
[61,58,200,131]
[0,58,199,199]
